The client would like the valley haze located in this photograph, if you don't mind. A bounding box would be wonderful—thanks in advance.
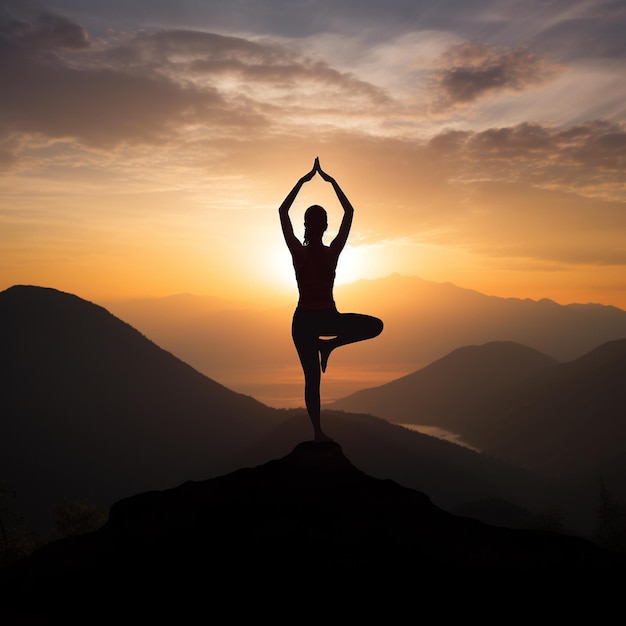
[103,274,626,408]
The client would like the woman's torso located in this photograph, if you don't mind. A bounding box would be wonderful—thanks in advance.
[294,244,337,311]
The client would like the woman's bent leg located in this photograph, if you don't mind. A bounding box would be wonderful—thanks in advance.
[292,309,382,438]
[319,312,383,373]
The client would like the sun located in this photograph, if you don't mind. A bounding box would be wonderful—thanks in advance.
[334,244,371,285]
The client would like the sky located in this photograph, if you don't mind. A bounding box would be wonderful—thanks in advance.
[1,0,625,308]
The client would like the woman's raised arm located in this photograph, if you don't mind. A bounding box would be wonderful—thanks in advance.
[317,161,354,254]
[279,159,318,252]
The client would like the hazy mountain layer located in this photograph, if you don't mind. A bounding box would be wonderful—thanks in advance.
[104,274,626,406]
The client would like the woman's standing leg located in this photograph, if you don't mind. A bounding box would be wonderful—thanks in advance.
[292,311,332,442]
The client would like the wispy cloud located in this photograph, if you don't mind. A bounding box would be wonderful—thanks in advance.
[432,42,557,107]
[0,11,268,153]
[0,9,89,49]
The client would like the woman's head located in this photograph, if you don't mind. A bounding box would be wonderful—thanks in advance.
[304,205,328,244]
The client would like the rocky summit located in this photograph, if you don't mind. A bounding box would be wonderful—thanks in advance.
[2,440,622,617]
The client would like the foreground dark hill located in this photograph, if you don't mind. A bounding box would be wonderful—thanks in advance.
[0,285,281,531]
[328,341,559,428]
[238,409,560,527]
[2,442,621,618]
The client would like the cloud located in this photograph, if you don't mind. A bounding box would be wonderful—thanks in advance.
[124,29,390,109]
[528,0,626,60]
[561,121,626,171]
[0,8,89,50]
[1,11,389,155]
[0,58,232,147]
[432,42,556,107]
[0,12,268,150]
[423,121,626,200]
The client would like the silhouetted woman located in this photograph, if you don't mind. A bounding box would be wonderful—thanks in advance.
[279,158,383,442]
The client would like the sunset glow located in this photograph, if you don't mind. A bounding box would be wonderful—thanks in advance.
[1,1,625,309]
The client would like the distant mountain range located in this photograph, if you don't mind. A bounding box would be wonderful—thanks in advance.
[104,274,626,406]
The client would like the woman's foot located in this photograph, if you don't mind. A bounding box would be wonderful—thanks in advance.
[319,340,333,373]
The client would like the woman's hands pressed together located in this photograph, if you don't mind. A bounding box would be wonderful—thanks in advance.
[298,157,337,185]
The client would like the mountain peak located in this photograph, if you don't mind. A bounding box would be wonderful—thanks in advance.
[278,439,356,471]
[0,283,280,532]
[328,340,558,426]
[1,284,94,304]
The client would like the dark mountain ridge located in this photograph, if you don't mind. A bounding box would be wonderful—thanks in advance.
[330,337,626,517]
[475,338,626,479]
[0,285,281,530]
[328,341,559,427]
